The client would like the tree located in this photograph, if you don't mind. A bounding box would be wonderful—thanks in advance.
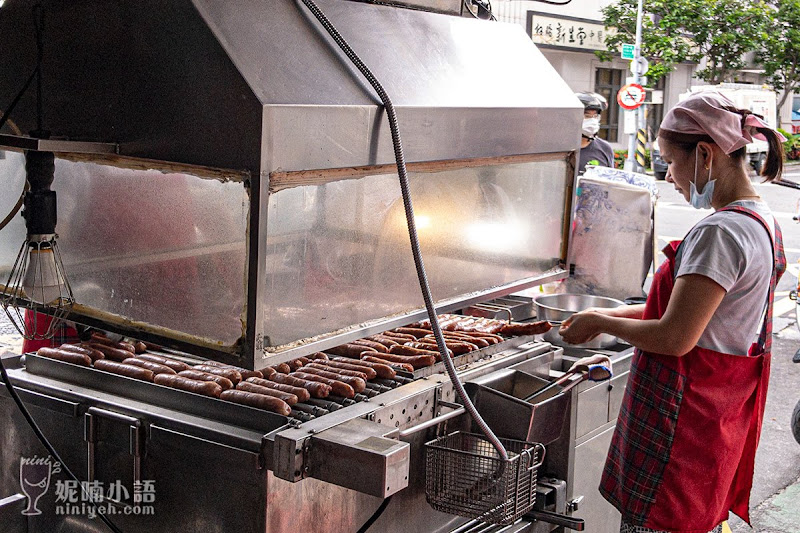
[598,0,771,86]
[759,1,800,124]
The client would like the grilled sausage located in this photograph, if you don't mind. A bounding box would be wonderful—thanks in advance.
[267,363,292,374]
[59,343,104,362]
[380,331,417,342]
[499,321,552,336]
[87,343,136,363]
[36,347,92,367]
[331,357,394,379]
[154,373,222,397]
[350,339,389,353]
[299,367,366,393]
[326,343,377,359]
[259,366,277,379]
[270,373,332,398]
[236,381,299,405]
[192,365,242,385]
[307,352,329,361]
[365,335,400,349]
[314,359,377,379]
[133,341,148,354]
[401,342,453,359]
[390,344,439,356]
[88,332,116,346]
[392,327,433,339]
[141,341,164,351]
[409,339,477,355]
[93,359,154,381]
[435,332,490,348]
[220,389,291,416]
[245,377,311,403]
[200,361,263,380]
[292,372,355,399]
[117,341,137,354]
[374,350,435,369]
[287,359,304,371]
[135,353,190,372]
[360,355,414,373]
[123,358,177,376]
[178,369,234,391]
[305,362,369,380]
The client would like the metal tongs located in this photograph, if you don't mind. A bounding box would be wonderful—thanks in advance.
[523,354,613,402]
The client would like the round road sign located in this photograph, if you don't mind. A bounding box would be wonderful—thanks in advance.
[617,83,646,110]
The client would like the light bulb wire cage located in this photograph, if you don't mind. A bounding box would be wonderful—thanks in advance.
[1,233,74,340]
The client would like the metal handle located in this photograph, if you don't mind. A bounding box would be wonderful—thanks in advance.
[85,407,143,494]
[521,443,546,472]
[398,401,465,438]
[524,509,585,530]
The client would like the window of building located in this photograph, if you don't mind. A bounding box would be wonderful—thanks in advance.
[645,76,666,141]
[594,68,623,142]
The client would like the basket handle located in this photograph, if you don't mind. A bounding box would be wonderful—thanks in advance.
[521,443,546,472]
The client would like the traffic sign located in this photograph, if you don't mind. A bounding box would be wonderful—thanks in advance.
[629,57,649,76]
[617,83,646,110]
[621,43,635,60]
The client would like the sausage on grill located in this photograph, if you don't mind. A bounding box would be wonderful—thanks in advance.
[314,359,377,379]
[305,362,369,380]
[331,357,394,379]
[59,344,104,362]
[135,353,190,372]
[178,369,234,391]
[93,359,154,381]
[245,377,311,403]
[236,381,299,405]
[201,361,263,380]
[87,343,136,363]
[154,373,222,398]
[499,321,552,336]
[123,358,177,376]
[351,339,389,353]
[270,372,332,398]
[192,365,242,385]
[360,355,414,373]
[372,350,434,369]
[36,347,92,367]
[220,389,291,416]
[298,367,366,393]
[292,372,355,399]
[326,343,376,359]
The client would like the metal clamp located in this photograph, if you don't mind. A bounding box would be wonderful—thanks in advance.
[523,442,546,472]
[84,407,143,496]
[398,401,465,438]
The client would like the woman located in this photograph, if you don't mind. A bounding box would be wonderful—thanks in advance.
[559,91,786,533]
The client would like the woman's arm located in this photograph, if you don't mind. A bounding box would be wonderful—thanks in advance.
[559,275,725,356]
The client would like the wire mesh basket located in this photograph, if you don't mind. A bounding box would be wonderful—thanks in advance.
[425,431,546,525]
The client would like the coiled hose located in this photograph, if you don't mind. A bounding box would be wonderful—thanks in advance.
[296,0,508,462]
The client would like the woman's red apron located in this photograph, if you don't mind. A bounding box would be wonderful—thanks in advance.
[599,205,785,532]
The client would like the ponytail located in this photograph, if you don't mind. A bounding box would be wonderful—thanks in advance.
[756,127,783,182]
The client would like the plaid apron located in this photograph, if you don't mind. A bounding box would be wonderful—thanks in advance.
[20,310,80,353]
[599,206,785,532]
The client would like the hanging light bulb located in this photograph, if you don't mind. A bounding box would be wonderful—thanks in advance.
[0,150,74,340]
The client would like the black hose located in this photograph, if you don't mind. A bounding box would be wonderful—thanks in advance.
[356,496,392,533]
[0,357,122,533]
[296,0,507,461]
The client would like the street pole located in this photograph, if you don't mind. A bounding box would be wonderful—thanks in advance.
[624,0,644,172]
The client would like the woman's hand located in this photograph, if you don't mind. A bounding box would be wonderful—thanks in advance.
[558,310,606,345]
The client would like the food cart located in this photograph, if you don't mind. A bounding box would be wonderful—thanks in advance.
[0,1,635,531]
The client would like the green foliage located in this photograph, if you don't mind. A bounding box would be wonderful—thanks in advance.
[599,0,772,85]
[778,128,800,160]
[612,148,652,169]
[757,1,800,112]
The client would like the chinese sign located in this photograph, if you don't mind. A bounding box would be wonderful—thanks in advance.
[526,12,612,52]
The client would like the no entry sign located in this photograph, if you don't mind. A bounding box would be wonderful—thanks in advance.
[617,83,646,110]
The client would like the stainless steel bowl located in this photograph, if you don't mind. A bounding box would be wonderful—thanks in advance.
[534,293,625,349]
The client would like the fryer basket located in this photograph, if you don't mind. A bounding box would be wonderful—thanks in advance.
[425,431,545,525]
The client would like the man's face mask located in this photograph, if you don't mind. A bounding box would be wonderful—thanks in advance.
[582,117,600,137]
[690,146,715,209]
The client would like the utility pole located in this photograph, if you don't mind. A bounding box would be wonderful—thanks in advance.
[624,0,644,172]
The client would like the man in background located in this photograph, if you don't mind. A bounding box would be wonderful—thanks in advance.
[576,92,614,173]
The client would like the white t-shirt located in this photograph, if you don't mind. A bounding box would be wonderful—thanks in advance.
[674,200,775,355]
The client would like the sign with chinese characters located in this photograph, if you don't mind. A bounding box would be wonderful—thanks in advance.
[526,12,612,52]
[621,43,635,60]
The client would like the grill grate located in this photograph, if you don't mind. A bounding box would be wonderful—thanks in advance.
[425,432,545,525]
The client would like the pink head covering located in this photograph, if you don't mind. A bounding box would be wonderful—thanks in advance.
[659,90,785,154]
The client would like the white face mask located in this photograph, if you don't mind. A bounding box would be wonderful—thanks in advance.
[689,146,715,210]
[582,117,600,137]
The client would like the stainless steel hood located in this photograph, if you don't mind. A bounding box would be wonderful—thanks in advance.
[0,0,581,174]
